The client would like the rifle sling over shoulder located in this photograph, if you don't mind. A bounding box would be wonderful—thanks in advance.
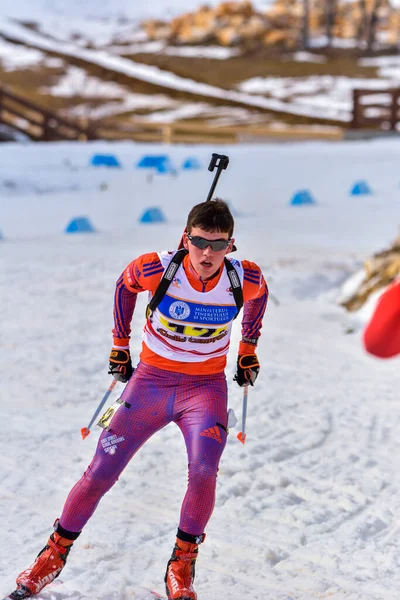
[146,249,243,318]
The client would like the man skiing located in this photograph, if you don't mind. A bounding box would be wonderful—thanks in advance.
[363,278,400,358]
[10,199,268,600]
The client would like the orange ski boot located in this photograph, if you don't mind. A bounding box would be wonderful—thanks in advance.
[15,521,78,597]
[165,532,204,600]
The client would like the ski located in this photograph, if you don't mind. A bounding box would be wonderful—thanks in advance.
[2,586,32,600]
[2,580,64,600]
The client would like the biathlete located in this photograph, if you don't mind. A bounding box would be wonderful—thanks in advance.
[11,199,268,600]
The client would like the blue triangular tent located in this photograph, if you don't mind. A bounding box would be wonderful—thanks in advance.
[137,155,173,174]
[90,154,121,168]
[65,216,96,233]
[139,207,167,224]
[182,157,202,170]
[290,190,316,206]
[350,180,372,195]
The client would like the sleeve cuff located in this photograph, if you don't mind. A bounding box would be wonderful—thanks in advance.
[239,341,258,355]
[113,338,130,347]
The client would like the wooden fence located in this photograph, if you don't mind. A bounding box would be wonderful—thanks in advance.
[351,88,400,130]
[4,82,400,143]
[0,82,346,144]
[98,120,344,144]
[0,85,97,141]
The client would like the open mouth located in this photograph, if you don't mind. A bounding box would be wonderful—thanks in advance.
[200,260,213,268]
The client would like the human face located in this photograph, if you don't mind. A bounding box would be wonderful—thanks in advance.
[183,226,235,280]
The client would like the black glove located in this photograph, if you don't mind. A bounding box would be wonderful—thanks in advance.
[234,354,260,387]
[108,348,133,383]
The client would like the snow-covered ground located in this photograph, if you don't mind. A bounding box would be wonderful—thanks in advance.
[0,138,400,600]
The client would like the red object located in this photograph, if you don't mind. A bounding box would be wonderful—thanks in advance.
[237,431,246,444]
[178,232,185,249]
[80,427,90,439]
[363,280,400,358]
[165,539,199,600]
[16,532,72,595]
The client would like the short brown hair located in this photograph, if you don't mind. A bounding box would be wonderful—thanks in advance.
[186,198,234,237]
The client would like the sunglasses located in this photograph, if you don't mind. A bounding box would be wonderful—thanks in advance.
[187,234,231,252]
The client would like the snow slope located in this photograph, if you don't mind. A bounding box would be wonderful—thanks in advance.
[0,138,399,600]
[0,18,352,122]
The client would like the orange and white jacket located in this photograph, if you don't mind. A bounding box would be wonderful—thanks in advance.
[113,250,268,375]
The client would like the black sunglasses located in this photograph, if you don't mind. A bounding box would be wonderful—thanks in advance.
[187,234,231,252]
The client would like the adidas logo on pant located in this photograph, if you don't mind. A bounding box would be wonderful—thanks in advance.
[200,426,222,443]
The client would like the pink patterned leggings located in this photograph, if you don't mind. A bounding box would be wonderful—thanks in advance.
[59,362,228,537]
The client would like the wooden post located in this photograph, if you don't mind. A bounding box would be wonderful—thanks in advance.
[79,116,89,141]
[162,124,173,144]
[42,116,49,141]
[302,0,310,49]
[390,89,400,131]
[351,89,361,129]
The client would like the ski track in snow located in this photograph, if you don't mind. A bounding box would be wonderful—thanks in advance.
[0,141,400,600]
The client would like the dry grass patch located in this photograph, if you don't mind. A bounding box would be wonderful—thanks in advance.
[128,52,379,89]
[340,235,400,312]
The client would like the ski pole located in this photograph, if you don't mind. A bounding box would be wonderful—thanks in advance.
[81,378,117,440]
[237,386,248,444]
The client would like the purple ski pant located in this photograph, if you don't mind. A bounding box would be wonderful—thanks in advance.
[59,362,228,537]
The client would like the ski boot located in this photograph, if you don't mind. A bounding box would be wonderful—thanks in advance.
[13,520,79,597]
[165,531,205,600]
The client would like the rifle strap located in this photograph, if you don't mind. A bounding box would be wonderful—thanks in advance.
[146,250,243,318]
[224,257,243,318]
[146,248,188,317]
